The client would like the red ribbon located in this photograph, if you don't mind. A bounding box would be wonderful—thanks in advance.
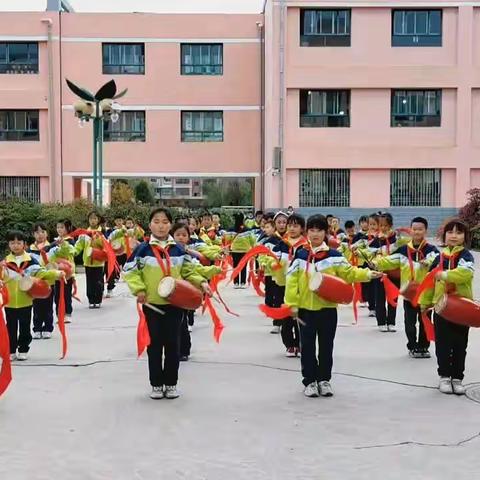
[101,236,120,281]
[421,308,436,342]
[57,280,68,359]
[229,246,281,283]
[124,233,132,259]
[382,274,399,307]
[136,302,151,357]
[352,283,364,324]
[258,303,293,320]
[0,285,12,397]
[151,245,172,277]
[72,279,82,303]
[203,296,224,343]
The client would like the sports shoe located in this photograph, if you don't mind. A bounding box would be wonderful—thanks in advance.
[9,353,16,362]
[304,382,319,398]
[164,385,180,399]
[439,377,453,394]
[16,352,28,361]
[368,310,376,318]
[270,326,281,334]
[452,379,466,396]
[408,349,417,358]
[42,331,52,339]
[319,381,334,397]
[188,325,193,333]
[387,325,397,332]
[360,303,368,309]
[233,284,241,290]
[94,304,101,309]
[378,325,388,332]
[285,347,296,358]
[89,304,95,309]
[32,332,42,340]
[65,315,72,324]
[418,349,431,359]
[180,355,189,362]
[106,291,113,298]
[150,386,164,400]
[294,347,300,356]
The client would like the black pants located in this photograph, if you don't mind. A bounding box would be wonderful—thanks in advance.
[231,252,247,285]
[265,277,284,327]
[299,308,337,385]
[106,253,127,292]
[85,266,104,305]
[362,280,376,311]
[375,279,399,326]
[434,313,469,380]
[187,310,195,326]
[144,304,183,387]
[32,290,54,333]
[281,318,300,349]
[54,278,73,316]
[180,311,192,357]
[404,300,429,351]
[5,306,32,354]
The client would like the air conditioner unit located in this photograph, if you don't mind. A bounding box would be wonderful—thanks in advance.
[273,147,282,175]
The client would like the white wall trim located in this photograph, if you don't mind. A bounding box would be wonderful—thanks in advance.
[62,105,260,111]
[0,36,48,41]
[61,37,260,44]
[63,172,260,178]
[276,1,480,6]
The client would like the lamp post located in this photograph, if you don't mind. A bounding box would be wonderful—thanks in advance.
[65,79,128,207]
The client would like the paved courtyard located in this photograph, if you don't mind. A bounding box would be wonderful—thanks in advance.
[1,268,480,480]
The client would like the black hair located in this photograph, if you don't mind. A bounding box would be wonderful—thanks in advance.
[345,220,355,230]
[411,217,428,229]
[264,219,275,227]
[202,211,212,220]
[306,214,328,232]
[33,222,48,232]
[380,213,393,227]
[6,230,26,243]
[442,218,470,245]
[125,216,135,223]
[326,214,333,220]
[359,215,368,224]
[233,212,245,233]
[287,213,305,230]
[369,213,379,222]
[171,222,190,237]
[149,207,173,223]
[57,219,73,233]
[175,217,189,225]
[263,212,275,221]
[255,210,264,217]
[87,210,102,221]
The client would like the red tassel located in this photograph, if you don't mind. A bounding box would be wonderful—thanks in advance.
[412,267,441,307]
[57,280,68,359]
[72,279,81,303]
[382,275,399,308]
[70,228,94,238]
[251,271,265,297]
[124,233,132,259]
[0,286,12,397]
[229,246,280,283]
[352,283,363,324]
[136,302,151,357]
[258,303,293,320]
[101,236,120,281]
[204,296,224,343]
[421,309,436,342]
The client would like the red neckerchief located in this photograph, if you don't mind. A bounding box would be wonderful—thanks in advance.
[151,244,172,277]
[407,240,427,280]
[285,236,308,261]
[304,244,329,273]
[32,242,49,265]
[5,260,30,274]
[442,249,460,270]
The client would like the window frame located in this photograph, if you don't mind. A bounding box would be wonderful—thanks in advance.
[103,110,146,142]
[0,42,39,74]
[0,110,40,141]
[299,169,350,207]
[180,43,223,76]
[392,9,442,47]
[391,89,442,127]
[300,9,351,47]
[181,111,224,142]
[390,169,442,207]
[0,176,40,202]
[300,89,351,128]
[102,43,145,75]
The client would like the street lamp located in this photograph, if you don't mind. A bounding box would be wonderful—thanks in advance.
[65,79,128,207]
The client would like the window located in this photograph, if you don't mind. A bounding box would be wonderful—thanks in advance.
[392,10,442,46]
[391,169,441,206]
[0,42,38,74]
[300,169,350,207]
[0,110,39,141]
[300,9,351,46]
[300,90,350,127]
[0,177,40,202]
[104,111,145,142]
[391,90,441,127]
[102,43,145,74]
[175,178,190,185]
[181,111,223,142]
[181,44,223,75]
[175,187,191,196]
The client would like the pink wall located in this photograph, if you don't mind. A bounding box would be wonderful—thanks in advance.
[350,170,390,208]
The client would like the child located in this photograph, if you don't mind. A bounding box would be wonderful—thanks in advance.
[343,220,356,240]
[1,231,63,360]
[284,215,382,397]
[424,219,474,395]
[374,217,439,357]
[28,223,55,339]
[125,216,145,251]
[358,215,369,235]
[106,215,127,297]
[124,208,212,400]
[73,211,107,308]
[199,212,219,245]
[274,211,288,237]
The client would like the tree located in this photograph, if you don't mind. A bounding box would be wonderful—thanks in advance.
[134,180,155,205]
[111,181,134,205]
[203,179,253,207]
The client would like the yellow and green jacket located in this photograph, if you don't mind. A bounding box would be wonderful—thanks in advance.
[270,236,308,287]
[199,226,221,246]
[285,243,373,312]
[223,228,257,254]
[420,246,474,307]
[108,227,128,255]
[123,236,208,306]
[0,252,61,308]
[73,227,107,267]
[187,237,223,262]
[47,237,77,278]
[257,233,283,278]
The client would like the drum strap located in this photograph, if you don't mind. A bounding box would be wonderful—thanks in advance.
[306,250,329,274]
[5,261,29,275]
[151,245,172,277]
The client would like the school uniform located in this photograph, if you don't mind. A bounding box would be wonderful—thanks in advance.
[107,227,129,293]
[223,228,257,286]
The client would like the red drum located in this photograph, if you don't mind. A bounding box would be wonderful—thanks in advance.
[400,281,419,303]
[158,276,203,310]
[328,237,340,249]
[86,246,108,262]
[435,295,480,328]
[55,259,73,279]
[308,272,354,305]
[111,240,124,255]
[19,277,51,299]
[387,269,401,281]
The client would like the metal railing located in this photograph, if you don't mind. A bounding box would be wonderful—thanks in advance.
[300,169,350,207]
[390,169,441,207]
[0,176,40,202]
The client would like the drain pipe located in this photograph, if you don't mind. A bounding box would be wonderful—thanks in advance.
[278,0,286,208]
[41,17,57,202]
[257,20,265,210]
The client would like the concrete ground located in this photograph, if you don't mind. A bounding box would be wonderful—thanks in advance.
[1,273,480,480]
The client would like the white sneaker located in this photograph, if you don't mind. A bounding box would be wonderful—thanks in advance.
[387,325,397,332]
[319,381,334,397]
[452,379,466,396]
[42,331,52,339]
[233,284,241,290]
[9,353,16,361]
[65,314,72,324]
[270,326,281,334]
[16,352,28,361]
[368,310,376,317]
[188,325,193,333]
[150,386,164,400]
[285,347,296,358]
[32,332,42,340]
[106,291,113,298]
[304,382,319,398]
[378,325,388,332]
[164,385,180,399]
[439,377,453,394]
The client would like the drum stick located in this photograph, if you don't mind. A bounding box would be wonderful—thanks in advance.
[144,303,165,315]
